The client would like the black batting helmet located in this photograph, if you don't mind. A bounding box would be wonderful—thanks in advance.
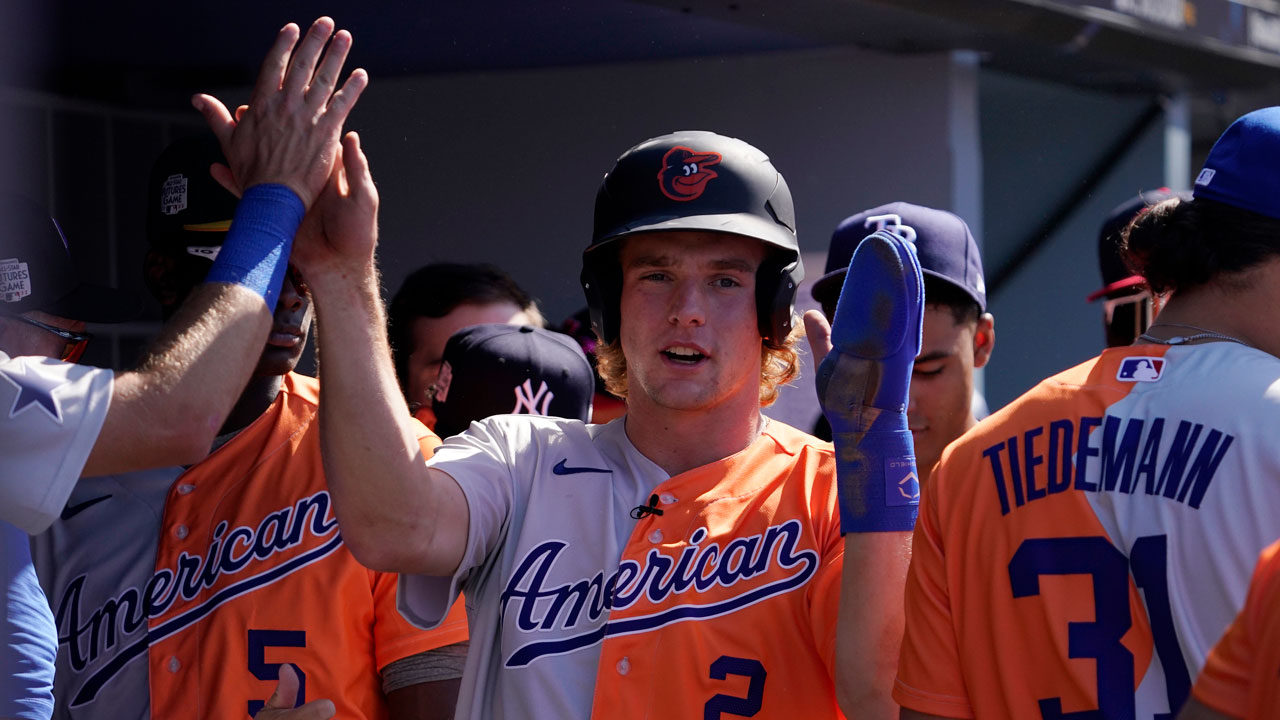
[581,130,803,344]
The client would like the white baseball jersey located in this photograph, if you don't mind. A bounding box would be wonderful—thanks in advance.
[400,415,845,720]
[1,350,113,720]
[898,343,1280,718]
[30,467,176,720]
[0,350,113,534]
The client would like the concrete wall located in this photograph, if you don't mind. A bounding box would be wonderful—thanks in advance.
[979,70,1170,410]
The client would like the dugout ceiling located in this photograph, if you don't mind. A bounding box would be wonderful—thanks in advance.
[10,0,1280,108]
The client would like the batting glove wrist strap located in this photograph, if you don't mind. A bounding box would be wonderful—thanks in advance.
[205,183,304,310]
[816,230,924,534]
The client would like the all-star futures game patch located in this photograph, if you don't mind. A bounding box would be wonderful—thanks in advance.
[1,257,32,303]
[658,146,721,202]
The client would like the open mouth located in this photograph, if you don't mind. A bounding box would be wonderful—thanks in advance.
[662,346,707,365]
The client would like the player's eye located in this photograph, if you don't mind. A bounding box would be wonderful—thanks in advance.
[713,276,741,289]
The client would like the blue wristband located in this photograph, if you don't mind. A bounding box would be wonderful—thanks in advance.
[816,230,924,534]
[205,184,305,310]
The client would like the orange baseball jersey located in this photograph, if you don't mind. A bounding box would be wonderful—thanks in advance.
[895,344,1280,719]
[399,416,845,719]
[1191,539,1280,719]
[32,373,467,720]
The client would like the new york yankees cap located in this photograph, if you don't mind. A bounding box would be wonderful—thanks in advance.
[1193,106,1280,220]
[432,324,595,438]
[812,202,986,312]
[0,193,140,322]
[147,134,237,261]
[1087,187,1190,302]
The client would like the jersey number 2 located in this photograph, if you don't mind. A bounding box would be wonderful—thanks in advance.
[247,629,307,717]
[704,655,766,719]
[1008,535,1190,720]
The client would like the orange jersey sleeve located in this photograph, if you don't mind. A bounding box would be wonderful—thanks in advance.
[893,465,971,718]
[1192,540,1280,719]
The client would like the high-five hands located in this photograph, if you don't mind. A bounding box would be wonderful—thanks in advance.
[193,17,368,209]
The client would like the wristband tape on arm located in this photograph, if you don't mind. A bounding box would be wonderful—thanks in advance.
[205,184,305,310]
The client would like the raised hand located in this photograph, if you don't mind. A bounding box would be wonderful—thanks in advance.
[291,131,379,277]
[193,17,368,209]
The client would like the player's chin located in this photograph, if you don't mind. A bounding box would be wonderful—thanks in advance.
[254,346,305,377]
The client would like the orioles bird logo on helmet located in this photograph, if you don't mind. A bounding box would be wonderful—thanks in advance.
[657,146,722,201]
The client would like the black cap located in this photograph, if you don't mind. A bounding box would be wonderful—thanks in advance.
[812,202,985,312]
[1088,188,1191,302]
[147,134,238,262]
[432,324,595,438]
[0,194,140,322]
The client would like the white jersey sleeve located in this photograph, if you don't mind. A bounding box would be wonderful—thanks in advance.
[0,351,113,534]
[397,417,520,628]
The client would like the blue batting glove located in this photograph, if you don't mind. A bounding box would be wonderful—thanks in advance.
[816,229,924,533]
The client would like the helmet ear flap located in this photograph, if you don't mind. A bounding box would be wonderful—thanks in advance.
[581,246,623,344]
[756,253,802,342]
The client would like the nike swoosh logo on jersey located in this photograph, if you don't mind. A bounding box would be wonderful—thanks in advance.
[552,459,611,475]
[60,495,112,520]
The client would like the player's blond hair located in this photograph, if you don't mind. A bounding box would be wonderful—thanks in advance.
[595,321,803,407]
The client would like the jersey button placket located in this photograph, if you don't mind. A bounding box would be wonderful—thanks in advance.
[616,656,631,675]
[174,524,189,540]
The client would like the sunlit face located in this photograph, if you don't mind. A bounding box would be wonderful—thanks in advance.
[406,301,537,407]
[908,305,993,478]
[618,231,765,414]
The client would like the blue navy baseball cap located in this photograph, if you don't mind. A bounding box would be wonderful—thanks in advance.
[1193,107,1280,220]
[812,202,986,312]
[432,324,595,438]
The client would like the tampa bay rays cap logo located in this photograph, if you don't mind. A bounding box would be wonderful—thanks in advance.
[658,146,722,202]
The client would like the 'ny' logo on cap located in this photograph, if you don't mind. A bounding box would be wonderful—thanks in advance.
[513,379,554,415]
[864,214,917,243]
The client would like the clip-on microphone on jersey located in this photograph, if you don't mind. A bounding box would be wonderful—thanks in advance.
[630,494,664,520]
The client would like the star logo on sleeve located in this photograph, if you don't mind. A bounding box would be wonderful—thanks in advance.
[0,363,66,422]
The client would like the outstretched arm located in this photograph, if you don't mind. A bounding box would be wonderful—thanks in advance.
[294,134,470,577]
[807,309,912,719]
[810,230,925,718]
[83,18,367,477]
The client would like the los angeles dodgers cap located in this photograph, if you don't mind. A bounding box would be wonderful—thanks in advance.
[1193,106,1280,220]
[147,134,238,261]
[812,202,986,312]
[0,193,140,322]
[432,324,595,438]
[1087,187,1191,302]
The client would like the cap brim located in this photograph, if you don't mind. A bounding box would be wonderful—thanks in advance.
[813,267,986,311]
[1085,276,1146,303]
[593,211,796,254]
[43,283,143,323]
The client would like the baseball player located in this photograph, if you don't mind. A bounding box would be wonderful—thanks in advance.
[1178,540,1280,720]
[896,106,1280,719]
[1,17,365,720]
[293,130,918,718]
[1089,188,1191,348]
[430,323,595,439]
[32,126,463,720]
[809,202,994,486]
[387,263,544,426]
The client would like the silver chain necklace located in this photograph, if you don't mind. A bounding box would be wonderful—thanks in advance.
[1138,322,1254,349]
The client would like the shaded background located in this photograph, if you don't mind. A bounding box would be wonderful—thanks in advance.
[3,0,1277,429]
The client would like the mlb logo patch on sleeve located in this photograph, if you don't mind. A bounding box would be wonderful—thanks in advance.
[1117,356,1165,382]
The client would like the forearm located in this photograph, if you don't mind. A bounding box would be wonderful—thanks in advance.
[836,530,911,719]
[83,283,270,475]
[310,262,463,574]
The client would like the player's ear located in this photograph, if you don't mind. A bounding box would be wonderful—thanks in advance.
[973,313,995,368]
